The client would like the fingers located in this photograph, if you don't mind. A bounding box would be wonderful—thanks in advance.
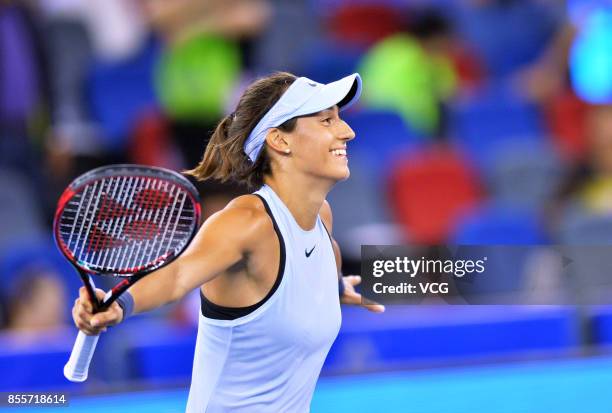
[72,299,97,335]
[339,279,386,313]
[72,288,120,335]
[344,275,361,286]
[90,302,122,329]
[365,304,386,313]
[360,295,385,313]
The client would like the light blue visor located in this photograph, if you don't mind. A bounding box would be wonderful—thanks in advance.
[244,73,362,162]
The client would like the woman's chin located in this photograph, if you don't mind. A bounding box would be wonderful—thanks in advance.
[333,166,351,182]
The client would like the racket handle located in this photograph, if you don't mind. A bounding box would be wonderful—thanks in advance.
[64,330,99,382]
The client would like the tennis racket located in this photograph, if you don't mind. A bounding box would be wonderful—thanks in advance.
[53,164,201,382]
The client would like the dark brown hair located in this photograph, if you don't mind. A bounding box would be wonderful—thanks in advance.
[185,72,299,188]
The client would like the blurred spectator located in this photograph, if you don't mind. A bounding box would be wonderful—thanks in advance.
[358,7,460,136]
[5,266,66,332]
[561,0,612,105]
[141,0,270,45]
[141,0,271,169]
[0,1,49,180]
[520,1,612,162]
[555,105,612,215]
[38,0,148,61]
[0,1,46,127]
[40,0,148,203]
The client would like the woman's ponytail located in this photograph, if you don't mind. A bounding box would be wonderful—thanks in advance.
[184,72,298,188]
[184,114,234,181]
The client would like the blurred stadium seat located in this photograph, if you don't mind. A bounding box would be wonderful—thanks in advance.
[451,1,558,78]
[450,203,549,297]
[544,90,590,162]
[325,4,405,48]
[388,146,482,243]
[344,109,423,180]
[299,41,363,85]
[0,170,46,251]
[557,207,612,244]
[448,84,545,168]
[486,139,564,209]
[452,203,548,245]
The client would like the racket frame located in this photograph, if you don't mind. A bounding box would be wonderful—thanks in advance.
[53,165,201,381]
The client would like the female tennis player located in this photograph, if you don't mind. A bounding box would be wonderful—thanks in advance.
[72,71,384,412]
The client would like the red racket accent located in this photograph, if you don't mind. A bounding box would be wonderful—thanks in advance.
[133,187,173,210]
[124,219,161,241]
[87,225,126,253]
[94,193,135,222]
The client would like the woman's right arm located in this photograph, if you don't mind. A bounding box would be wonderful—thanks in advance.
[73,201,268,334]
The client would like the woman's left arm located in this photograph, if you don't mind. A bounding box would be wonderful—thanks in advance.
[320,201,385,313]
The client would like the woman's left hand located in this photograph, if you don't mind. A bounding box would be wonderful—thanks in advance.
[340,275,385,313]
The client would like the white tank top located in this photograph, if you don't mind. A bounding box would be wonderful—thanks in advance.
[186,184,342,413]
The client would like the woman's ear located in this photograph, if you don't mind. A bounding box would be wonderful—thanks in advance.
[265,128,291,155]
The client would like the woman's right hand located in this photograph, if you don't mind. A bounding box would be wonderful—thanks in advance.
[72,287,124,335]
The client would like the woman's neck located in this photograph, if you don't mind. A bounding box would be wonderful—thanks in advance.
[263,174,333,231]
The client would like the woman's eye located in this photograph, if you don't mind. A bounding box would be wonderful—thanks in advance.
[322,118,332,124]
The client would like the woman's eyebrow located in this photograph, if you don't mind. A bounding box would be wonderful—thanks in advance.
[302,108,335,119]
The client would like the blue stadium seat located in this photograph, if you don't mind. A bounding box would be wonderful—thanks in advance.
[0,169,45,252]
[557,207,612,245]
[450,1,558,77]
[486,139,564,209]
[299,42,364,85]
[447,84,545,168]
[451,203,548,245]
[449,204,549,297]
[343,109,423,181]
[556,209,612,301]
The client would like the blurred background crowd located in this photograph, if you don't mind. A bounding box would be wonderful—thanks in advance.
[3,0,612,403]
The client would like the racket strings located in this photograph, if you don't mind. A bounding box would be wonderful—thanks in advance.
[58,175,197,273]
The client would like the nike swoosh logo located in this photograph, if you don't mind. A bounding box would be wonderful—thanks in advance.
[305,245,316,257]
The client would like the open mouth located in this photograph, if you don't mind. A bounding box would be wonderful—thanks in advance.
[330,148,347,158]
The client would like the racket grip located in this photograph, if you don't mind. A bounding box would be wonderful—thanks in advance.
[64,330,99,382]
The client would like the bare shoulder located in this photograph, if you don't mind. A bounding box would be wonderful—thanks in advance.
[202,194,275,251]
[319,199,333,233]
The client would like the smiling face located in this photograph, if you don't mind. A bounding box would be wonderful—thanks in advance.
[282,105,356,182]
